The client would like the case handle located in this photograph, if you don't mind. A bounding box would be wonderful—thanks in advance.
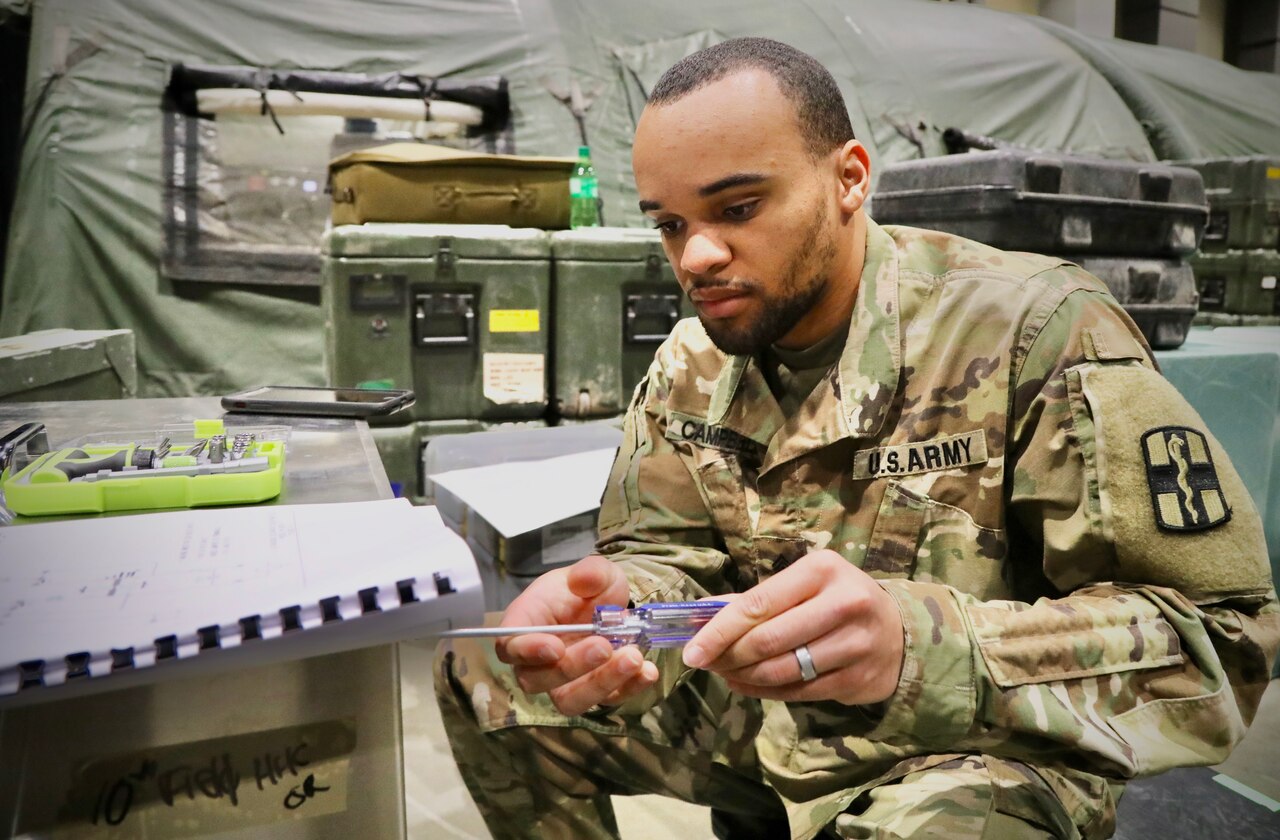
[414,291,477,346]
[433,185,537,210]
[624,292,681,344]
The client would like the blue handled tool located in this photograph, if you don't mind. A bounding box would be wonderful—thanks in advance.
[439,601,728,650]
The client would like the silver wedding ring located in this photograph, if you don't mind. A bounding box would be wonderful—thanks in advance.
[794,644,818,682]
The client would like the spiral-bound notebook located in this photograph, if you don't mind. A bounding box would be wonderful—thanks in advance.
[0,498,483,708]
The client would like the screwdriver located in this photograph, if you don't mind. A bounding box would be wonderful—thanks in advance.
[439,601,728,650]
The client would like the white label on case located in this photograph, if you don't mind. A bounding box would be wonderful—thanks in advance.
[482,353,545,405]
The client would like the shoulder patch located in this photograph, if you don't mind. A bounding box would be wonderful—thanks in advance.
[1142,427,1231,532]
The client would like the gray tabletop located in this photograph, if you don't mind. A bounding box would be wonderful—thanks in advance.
[0,397,392,523]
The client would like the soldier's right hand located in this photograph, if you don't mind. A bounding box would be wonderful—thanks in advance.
[495,554,659,715]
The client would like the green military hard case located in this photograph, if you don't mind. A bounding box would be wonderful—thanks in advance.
[323,224,552,423]
[1191,249,1280,316]
[369,417,546,503]
[549,227,692,419]
[0,328,137,402]
[369,420,474,504]
[1176,157,1280,252]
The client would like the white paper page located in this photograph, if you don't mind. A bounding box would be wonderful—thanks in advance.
[428,448,617,538]
[0,499,473,673]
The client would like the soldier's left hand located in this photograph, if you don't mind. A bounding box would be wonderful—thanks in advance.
[681,550,904,705]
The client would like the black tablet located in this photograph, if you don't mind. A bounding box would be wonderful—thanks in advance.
[222,386,415,418]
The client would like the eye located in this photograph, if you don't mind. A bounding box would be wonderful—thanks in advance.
[723,201,759,221]
[652,219,684,237]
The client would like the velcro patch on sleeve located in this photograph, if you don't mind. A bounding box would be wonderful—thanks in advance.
[1082,327,1146,362]
[852,430,987,480]
[1069,362,1270,601]
[1142,427,1231,532]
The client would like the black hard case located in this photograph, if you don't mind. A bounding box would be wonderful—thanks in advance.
[872,150,1208,258]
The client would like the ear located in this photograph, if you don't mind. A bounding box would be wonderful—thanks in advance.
[835,140,871,215]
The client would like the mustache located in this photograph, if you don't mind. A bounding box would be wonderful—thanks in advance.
[687,277,760,294]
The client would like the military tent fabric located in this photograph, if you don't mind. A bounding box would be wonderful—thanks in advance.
[2,0,1277,396]
[1091,35,1280,158]
[0,0,547,396]
[1029,16,1280,160]
[800,0,1159,165]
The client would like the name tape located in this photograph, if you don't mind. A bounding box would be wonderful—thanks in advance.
[665,411,762,456]
[853,430,987,480]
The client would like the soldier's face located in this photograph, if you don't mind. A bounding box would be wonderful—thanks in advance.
[633,69,855,355]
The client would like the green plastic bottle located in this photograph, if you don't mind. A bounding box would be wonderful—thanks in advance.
[569,145,600,228]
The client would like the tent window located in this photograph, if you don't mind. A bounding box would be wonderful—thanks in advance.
[160,65,510,289]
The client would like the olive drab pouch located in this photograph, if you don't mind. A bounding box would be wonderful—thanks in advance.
[329,143,577,229]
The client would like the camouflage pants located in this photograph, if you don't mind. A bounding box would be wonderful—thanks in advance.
[436,638,1073,840]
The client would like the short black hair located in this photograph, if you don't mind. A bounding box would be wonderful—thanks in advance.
[647,37,854,159]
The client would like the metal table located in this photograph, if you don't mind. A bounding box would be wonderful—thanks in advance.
[0,399,409,839]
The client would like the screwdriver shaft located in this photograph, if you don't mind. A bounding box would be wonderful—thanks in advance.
[440,623,599,638]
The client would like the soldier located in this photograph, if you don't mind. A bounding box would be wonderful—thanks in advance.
[437,37,1278,839]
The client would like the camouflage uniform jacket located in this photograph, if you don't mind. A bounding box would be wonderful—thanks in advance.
[595,219,1280,838]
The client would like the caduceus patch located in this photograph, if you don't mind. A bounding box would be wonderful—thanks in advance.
[1141,427,1231,532]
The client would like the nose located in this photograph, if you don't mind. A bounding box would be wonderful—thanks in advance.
[679,230,731,277]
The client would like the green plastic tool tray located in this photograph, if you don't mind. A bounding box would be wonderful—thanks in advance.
[1,419,288,516]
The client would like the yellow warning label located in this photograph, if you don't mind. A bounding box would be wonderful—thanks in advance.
[1267,166,1280,180]
[489,309,541,333]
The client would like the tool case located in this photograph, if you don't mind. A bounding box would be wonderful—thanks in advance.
[1,419,287,516]
[328,143,577,229]
[1064,256,1198,350]
[1190,249,1280,317]
[549,227,692,419]
[872,151,1207,257]
[323,224,552,424]
[1172,156,1280,252]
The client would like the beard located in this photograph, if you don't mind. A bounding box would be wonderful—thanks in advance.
[693,207,837,357]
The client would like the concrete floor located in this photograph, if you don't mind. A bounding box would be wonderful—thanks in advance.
[402,640,1280,839]
[1215,679,1280,804]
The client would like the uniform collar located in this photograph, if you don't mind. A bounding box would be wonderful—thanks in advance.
[705,218,902,463]
[836,217,901,440]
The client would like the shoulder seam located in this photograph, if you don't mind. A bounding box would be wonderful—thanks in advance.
[899,267,1016,286]
[1009,279,1074,388]
[898,264,1068,287]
